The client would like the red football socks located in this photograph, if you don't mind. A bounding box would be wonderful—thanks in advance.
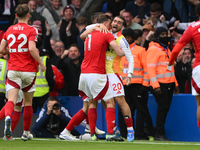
[0,106,5,121]
[66,109,87,131]
[197,120,200,132]
[106,107,115,134]
[23,106,33,131]
[11,111,21,131]
[5,101,14,117]
[124,117,133,128]
[88,108,97,135]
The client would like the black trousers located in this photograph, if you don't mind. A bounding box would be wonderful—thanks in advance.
[118,84,154,138]
[150,82,175,136]
[32,93,49,113]
[0,93,5,110]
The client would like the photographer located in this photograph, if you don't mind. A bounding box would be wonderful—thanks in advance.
[32,96,84,138]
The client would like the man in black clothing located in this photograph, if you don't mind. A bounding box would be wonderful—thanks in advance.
[175,48,192,93]
[57,44,82,96]
[76,16,87,59]
[59,5,79,49]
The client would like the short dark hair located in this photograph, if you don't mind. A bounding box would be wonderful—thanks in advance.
[195,3,200,17]
[15,4,29,18]
[69,43,79,49]
[184,48,192,53]
[47,96,59,102]
[122,10,133,17]
[76,16,87,25]
[150,2,162,12]
[133,29,143,40]
[91,12,104,23]
[115,16,126,27]
[97,14,111,23]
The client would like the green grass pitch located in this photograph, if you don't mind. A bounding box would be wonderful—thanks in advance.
[1,138,200,150]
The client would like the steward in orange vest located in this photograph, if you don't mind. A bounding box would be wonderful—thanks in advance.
[146,27,179,141]
[119,28,154,140]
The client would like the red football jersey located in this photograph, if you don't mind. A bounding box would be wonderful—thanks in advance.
[81,31,115,74]
[3,23,38,72]
[177,20,200,68]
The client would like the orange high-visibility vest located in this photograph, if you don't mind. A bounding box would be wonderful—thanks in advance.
[146,41,178,89]
[121,42,149,86]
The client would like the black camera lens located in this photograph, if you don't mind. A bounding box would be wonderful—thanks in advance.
[52,103,59,110]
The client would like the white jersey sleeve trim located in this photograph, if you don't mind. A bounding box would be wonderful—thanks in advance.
[119,38,134,75]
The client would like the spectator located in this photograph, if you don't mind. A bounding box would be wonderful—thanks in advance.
[59,5,79,49]
[106,0,129,17]
[32,56,55,113]
[132,29,142,46]
[57,44,82,96]
[50,41,65,66]
[163,0,189,22]
[175,48,192,93]
[140,24,155,48]
[35,0,45,15]
[50,38,57,50]
[79,0,106,24]
[91,12,104,24]
[70,0,81,19]
[104,11,114,20]
[124,0,151,25]
[76,16,87,59]
[48,0,64,19]
[42,21,64,66]
[121,10,142,30]
[145,2,176,29]
[144,16,158,29]
[49,64,65,96]
[146,27,179,141]
[0,0,18,31]
[183,47,193,63]
[32,96,89,138]
[42,0,62,41]
[28,0,47,36]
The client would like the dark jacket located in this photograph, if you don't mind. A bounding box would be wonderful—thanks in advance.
[33,100,71,134]
[57,56,83,96]
[59,18,79,49]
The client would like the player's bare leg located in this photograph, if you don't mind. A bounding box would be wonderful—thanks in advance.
[4,88,19,140]
[115,96,134,142]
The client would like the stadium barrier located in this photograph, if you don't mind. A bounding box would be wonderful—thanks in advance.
[0,94,200,142]
[56,94,200,142]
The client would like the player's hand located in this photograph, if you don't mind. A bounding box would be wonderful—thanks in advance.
[40,64,46,72]
[154,87,162,95]
[96,24,109,33]
[125,77,131,86]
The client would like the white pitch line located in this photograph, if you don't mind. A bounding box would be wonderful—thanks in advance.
[13,138,200,146]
